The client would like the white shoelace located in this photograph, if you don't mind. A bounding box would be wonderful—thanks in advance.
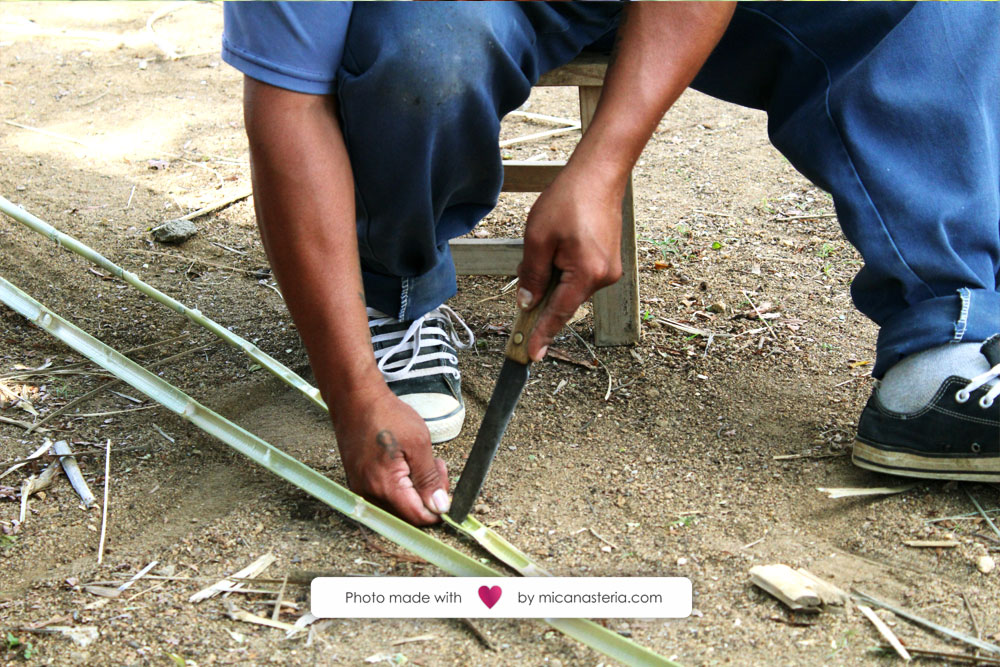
[956,361,1000,409]
[368,305,475,383]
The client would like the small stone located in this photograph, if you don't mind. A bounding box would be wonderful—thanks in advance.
[677,557,688,566]
[152,564,176,577]
[600,545,612,553]
[707,301,726,314]
[977,555,995,574]
[152,218,197,244]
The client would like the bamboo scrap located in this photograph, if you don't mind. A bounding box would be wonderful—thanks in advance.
[818,485,916,499]
[1,441,52,481]
[794,569,849,606]
[190,553,276,603]
[286,612,318,639]
[118,561,159,593]
[53,440,96,508]
[749,564,822,611]
[903,540,960,549]
[858,604,911,661]
[19,457,62,523]
[225,603,298,633]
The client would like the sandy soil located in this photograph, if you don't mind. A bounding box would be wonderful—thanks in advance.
[1,4,998,666]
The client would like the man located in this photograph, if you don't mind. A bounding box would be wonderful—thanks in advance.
[223,2,999,526]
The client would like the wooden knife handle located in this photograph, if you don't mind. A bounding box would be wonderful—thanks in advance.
[505,271,561,365]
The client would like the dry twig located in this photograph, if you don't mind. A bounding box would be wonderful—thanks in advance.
[858,604,911,661]
[97,440,111,564]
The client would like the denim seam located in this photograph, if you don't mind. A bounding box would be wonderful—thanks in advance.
[399,278,411,321]
[953,287,971,342]
[739,5,935,301]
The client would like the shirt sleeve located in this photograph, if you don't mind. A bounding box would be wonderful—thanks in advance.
[222,1,353,95]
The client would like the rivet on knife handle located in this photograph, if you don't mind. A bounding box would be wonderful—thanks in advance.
[506,271,561,364]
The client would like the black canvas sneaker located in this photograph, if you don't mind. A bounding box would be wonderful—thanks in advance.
[853,335,1000,481]
[367,305,474,443]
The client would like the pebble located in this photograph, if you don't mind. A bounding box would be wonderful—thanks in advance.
[152,218,197,244]
[977,555,995,574]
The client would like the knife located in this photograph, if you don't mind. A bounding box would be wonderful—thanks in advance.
[448,272,560,523]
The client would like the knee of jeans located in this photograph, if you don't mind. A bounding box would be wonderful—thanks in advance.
[345,15,512,118]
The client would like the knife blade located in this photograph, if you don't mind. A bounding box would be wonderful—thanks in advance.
[448,272,560,523]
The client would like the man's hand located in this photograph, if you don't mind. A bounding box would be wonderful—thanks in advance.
[515,2,734,359]
[243,78,450,525]
[332,387,450,526]
[516,165,624,361]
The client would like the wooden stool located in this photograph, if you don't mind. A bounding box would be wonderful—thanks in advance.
[449,54,640,346]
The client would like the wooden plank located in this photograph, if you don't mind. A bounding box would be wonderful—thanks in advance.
[451,239,523,276]
[577,86,640,346]
[578,85,602,133]
[501,161,564,192]
[537,54,609,87]
[593,175,640,346]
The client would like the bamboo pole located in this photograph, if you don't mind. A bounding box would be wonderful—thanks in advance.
[0,273,679,667]
[0,195,325,412]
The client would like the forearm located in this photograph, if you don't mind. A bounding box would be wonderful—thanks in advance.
[243,78,386,417]
[565,2,735,189]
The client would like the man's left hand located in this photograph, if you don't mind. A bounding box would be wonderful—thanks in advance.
[515,165,624,361]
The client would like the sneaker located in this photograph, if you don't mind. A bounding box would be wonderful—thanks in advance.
[367,305,475,443]
[853,335,1000,481]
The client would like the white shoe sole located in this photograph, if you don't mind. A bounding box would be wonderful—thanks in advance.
[853,440,1000,481]
[397,392,465,444]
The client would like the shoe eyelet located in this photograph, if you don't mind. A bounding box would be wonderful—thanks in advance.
[955,389,971,403]
[971,442,982,454]
[980,396,995,409]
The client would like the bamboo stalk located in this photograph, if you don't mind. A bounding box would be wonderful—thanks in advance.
[0,195,325,412]
[0,274,678,667]
[1,196,591,593]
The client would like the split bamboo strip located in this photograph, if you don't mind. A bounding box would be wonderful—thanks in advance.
[0,195,325,412]
[0,274,679,667]
[443,514,552,577]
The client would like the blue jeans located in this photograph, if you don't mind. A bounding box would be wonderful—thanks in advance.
[339,2,1000,378]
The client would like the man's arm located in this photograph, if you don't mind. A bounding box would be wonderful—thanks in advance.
[243,78,450,525]
[517,2,736,359]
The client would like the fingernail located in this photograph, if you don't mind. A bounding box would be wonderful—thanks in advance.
[532,345,548,362]
[430,489,451,514]
[517,288,533,310]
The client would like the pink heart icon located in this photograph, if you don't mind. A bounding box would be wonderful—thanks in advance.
[478,585,502,609]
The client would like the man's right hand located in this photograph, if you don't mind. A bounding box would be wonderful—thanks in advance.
[243,78,450,526]
[331,386,450,526]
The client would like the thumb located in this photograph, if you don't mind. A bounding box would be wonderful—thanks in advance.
[406,447,451,515]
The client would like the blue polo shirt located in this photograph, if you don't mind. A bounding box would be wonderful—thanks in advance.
[222,2,353,95]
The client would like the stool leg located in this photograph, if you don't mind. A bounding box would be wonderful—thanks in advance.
[579,86,641,346]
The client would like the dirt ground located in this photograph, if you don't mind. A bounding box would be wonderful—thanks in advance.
[1,4,998,666]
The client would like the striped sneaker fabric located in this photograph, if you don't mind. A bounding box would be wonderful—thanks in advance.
[367,305,474,443]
